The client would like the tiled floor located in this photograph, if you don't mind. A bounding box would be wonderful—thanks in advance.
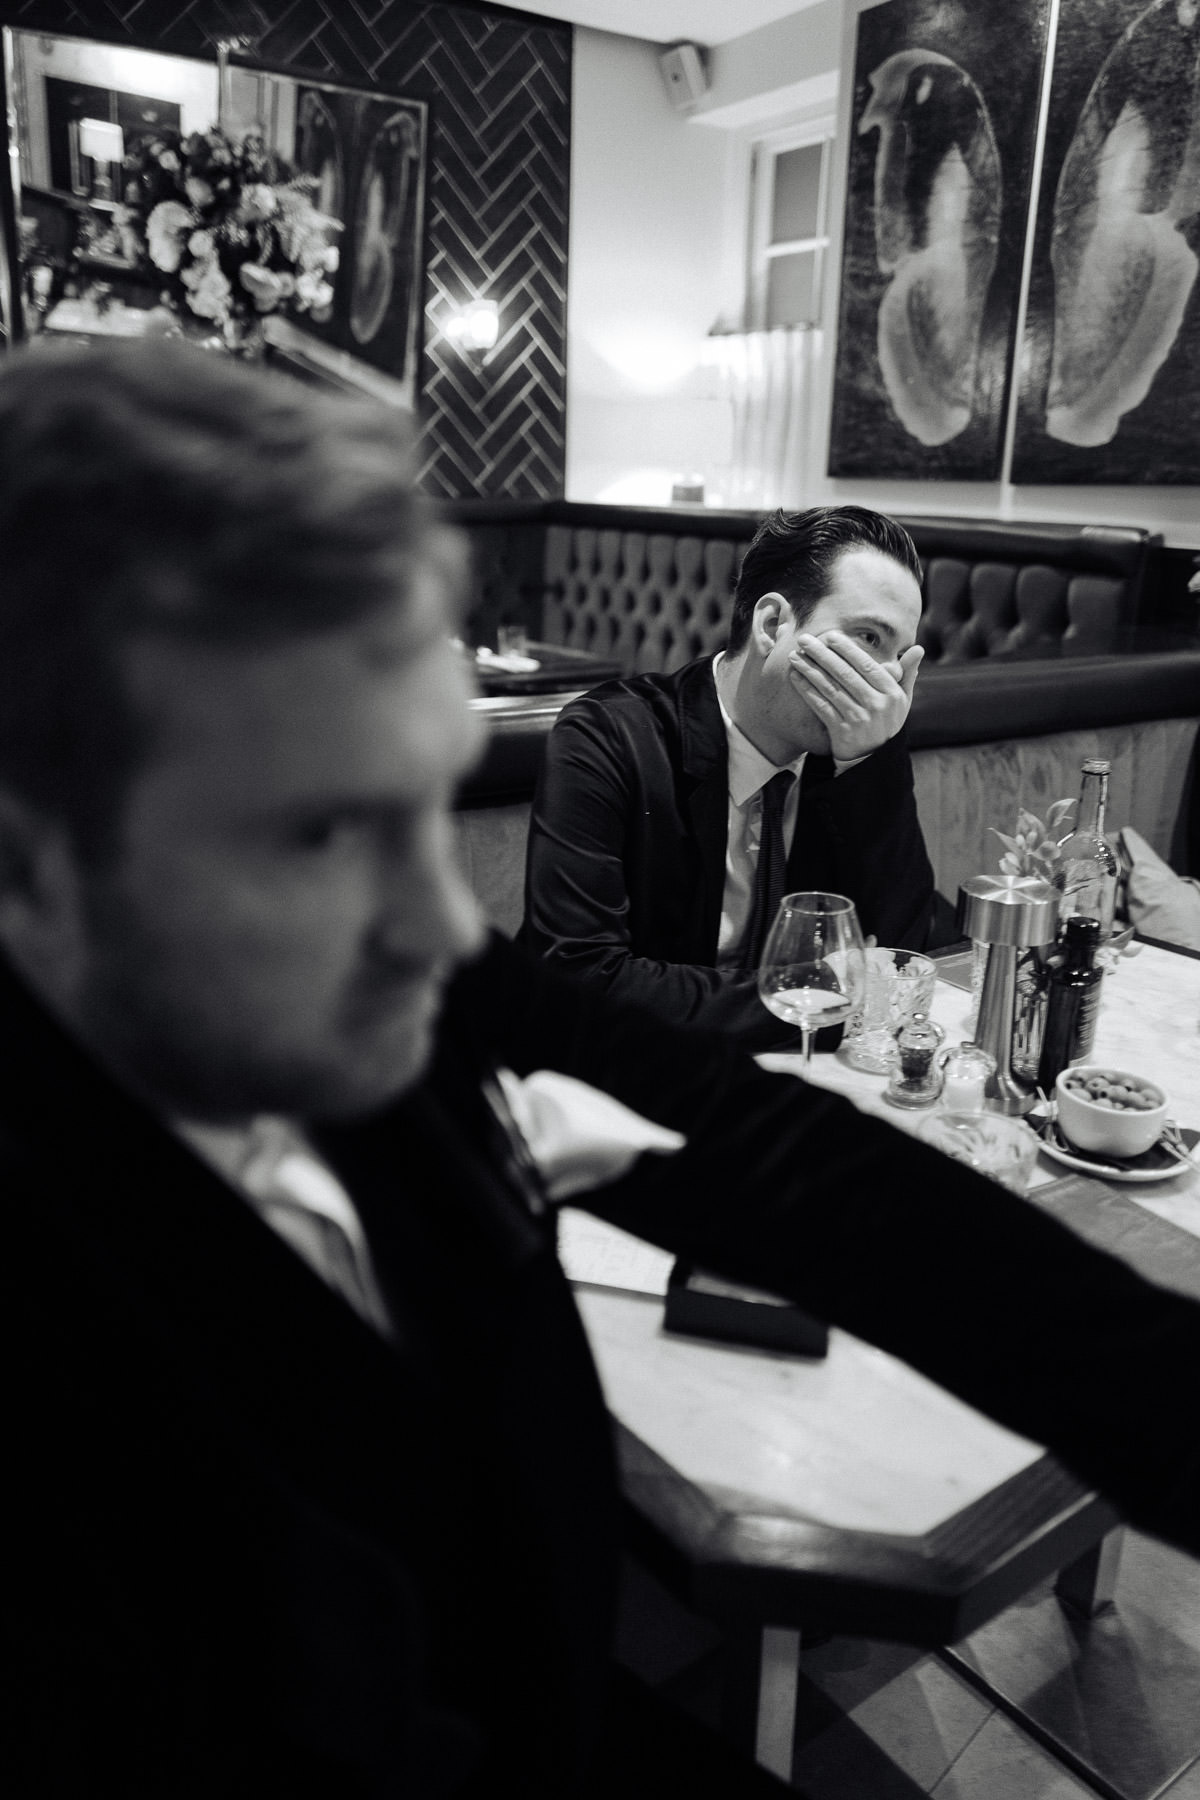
[616,1527,1200,1798]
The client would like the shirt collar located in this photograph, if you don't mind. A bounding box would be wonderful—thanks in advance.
[712,651,806,808]
[175,1115,259,1186]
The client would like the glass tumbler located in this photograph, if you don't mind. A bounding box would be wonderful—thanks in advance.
[840,947,937,1074]
[918,1110,1041,1194]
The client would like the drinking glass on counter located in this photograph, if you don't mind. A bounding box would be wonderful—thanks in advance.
[757,892,866,1071]
[918,1110,1041,1194]
[497,623,530,658]
[841,947,937,1073]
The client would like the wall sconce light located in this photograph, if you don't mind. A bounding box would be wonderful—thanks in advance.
[445,298,499,360]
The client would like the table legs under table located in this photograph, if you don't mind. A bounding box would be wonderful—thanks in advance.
[716,1558,1129,1782]
[721,1623,804,1780]
[721,1526,1196,1800]
[1053,1525,1125,1616]
[722,1530,1124,1782]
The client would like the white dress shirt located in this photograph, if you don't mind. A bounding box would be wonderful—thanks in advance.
[176,1081,686,1331]
[713,654,867,966]
[713,654,807,967]
[177,1115,395,1338]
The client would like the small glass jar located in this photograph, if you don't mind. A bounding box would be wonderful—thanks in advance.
[885,1012,946,1109]
[938,1043,995,1112]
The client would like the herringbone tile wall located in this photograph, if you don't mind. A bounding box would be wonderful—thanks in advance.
[3,0,571,497]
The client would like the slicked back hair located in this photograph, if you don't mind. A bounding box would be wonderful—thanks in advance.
[0,339,456,863]
[726,505,923,656]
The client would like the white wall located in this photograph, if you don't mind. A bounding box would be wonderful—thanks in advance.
[567,2,1199,545]
[13,33,216,191]
[814,0,1200,546]
[694,0,839,129]
[566,29,744,505]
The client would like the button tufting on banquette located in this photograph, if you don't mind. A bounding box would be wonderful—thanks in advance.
[442,501,1195,939]
[917,560,1128,662]
[444,501,1158,674]
[544,525,741,673]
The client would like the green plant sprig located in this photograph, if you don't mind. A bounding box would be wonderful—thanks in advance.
[990,797,1076,881]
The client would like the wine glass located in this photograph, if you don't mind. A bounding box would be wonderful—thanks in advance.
[756,891,867,1070]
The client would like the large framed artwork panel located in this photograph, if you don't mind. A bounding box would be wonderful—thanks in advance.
[1012,0,1200,484]
[828,0,1050,479]
[288,79,428,401]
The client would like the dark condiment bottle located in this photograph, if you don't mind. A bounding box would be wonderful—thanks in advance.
[1036,915,1103,1092]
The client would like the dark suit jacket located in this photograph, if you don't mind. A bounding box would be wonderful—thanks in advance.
[519,656,936,1048]
[9,937,1200,1796]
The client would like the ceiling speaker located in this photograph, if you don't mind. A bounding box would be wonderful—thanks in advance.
[659,42,708,111]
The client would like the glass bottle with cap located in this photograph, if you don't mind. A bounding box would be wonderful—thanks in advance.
[885,1012,945,1109]
[1054,759,1118,941]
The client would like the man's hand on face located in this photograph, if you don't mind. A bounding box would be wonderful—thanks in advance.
[787,630,924,762]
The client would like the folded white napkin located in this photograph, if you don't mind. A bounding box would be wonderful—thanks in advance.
[495,1068,686,1202]
[474,646,541,674]
[1118,826,1200,950]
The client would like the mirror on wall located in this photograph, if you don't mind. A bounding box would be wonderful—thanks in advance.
[2,29,428,405]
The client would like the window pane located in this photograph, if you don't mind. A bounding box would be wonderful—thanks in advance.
[770,143,823,245]
[766,250,818,327]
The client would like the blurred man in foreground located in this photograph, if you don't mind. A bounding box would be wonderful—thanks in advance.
[4,343,1198,1798]
[520,506,937,1047]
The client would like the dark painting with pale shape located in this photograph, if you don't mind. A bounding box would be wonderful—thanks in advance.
[1013,0,1200,485]
[829,0,1050,479]
[292,83,427,395]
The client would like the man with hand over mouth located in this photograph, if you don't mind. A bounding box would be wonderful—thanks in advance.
[6,344,1200,1800]
[520,506,937,1047]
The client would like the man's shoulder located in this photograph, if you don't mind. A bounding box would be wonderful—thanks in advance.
[557,656,713,739]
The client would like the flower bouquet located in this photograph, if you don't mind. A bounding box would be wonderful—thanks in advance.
[115,127,340,352]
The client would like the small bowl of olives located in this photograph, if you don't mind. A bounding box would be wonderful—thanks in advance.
[1055,1066,1168,1159]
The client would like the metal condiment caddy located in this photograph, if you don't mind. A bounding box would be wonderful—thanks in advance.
[957,875,1060,1115]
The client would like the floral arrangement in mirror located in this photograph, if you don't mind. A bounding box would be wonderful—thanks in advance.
[115,128,340,353]
[990,798,1075,881]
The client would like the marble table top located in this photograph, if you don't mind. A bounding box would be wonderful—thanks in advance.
[575,1283,1045,1537]
[761,938,1199,1239]
[571,938,1198,1641]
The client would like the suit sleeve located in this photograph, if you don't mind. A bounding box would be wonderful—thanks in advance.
[801,727,936,951]
[518,701,805,1049]
[450,936,1200,1560]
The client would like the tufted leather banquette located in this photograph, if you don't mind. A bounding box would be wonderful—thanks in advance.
[442,500,1197,938]
[443,500,1159,675]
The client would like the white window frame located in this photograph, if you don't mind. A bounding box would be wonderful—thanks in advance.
[746,123,833,332]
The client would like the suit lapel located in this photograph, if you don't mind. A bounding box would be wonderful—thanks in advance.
[0,959,467,1549]
[676,657,731,958]
[313,1081,556,1378]
[3,957,618,1786]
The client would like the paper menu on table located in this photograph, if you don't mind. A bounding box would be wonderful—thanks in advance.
[557,1208,675,1297]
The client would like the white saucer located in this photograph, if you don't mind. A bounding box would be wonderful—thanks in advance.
[1031,1115,1199,1184]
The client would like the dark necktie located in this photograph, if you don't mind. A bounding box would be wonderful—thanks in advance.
[742,768,795,970]
[481,1071,550,1217]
